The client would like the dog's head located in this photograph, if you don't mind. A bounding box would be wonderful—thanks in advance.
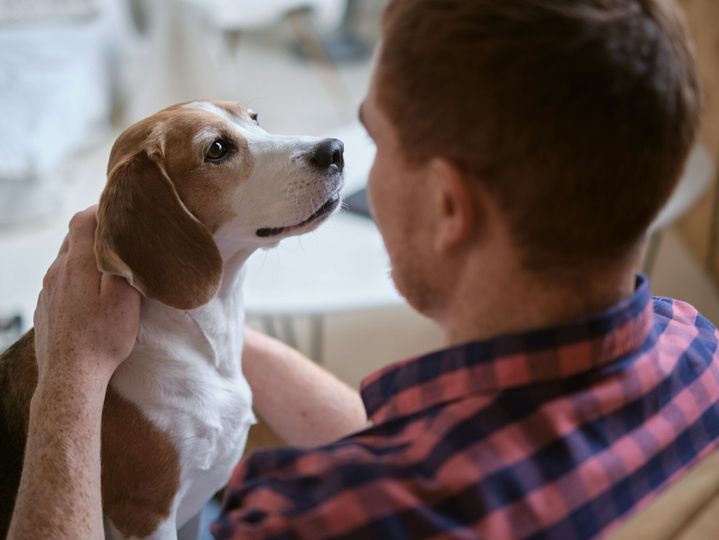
[95,100,344,310]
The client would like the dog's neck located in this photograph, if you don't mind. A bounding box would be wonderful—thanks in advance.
[112,236,261,392]
[123,244,257,380]
[186,245,257,372]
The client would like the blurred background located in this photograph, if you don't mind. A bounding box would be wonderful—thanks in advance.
[0,0,718,443]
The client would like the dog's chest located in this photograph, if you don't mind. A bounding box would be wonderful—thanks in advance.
[110,299,255,472]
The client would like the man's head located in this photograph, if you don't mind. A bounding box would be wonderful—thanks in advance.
[363,0,699,318]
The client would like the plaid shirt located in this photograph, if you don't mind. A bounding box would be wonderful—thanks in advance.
[213,276,719,539]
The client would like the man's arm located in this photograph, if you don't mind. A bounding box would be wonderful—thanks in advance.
[10,376,108,540]
[8,208,141,540]
[242,327,368,447]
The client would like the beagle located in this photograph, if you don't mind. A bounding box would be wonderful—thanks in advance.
[0,100,345,540]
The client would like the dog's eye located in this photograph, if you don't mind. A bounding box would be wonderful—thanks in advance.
[205,140,230,162]
[250,112,259,124]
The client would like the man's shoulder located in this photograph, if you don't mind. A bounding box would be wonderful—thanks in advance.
[651,295,718,343]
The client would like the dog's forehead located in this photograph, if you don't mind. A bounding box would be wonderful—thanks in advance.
[182,101,247,126]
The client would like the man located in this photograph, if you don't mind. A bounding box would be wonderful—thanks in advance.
[8,0,719,538]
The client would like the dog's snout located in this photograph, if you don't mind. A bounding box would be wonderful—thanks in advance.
[309,138,344,172]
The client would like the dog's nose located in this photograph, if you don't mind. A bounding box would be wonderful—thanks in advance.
[309,138,344,172]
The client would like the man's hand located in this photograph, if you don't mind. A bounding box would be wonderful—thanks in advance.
[33,207,141,392]
[8,207,141,540]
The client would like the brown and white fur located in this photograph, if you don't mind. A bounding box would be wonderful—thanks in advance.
[0,100,345,539]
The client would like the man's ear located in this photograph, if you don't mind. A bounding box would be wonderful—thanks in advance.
[95,151,223,310]
[431,158,478,254]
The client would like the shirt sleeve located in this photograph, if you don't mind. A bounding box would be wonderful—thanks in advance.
[211,448,305,540]
[210,442,422,540]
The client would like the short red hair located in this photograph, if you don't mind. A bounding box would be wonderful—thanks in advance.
[378,0,700,271]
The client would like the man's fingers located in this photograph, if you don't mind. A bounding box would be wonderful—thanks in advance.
[33,290,44,328]
[42,252,65,290]
[66,207,101,279]
[100,272,140,306]
[57,234,69,257]
[68,206,98,250]
[68,206,97,232]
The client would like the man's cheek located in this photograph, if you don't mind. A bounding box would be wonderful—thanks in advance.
[367,161,385,220]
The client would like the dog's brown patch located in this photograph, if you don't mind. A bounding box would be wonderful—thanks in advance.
[102,387,181,538]
[0,331,36,539]
[0,331,181,539]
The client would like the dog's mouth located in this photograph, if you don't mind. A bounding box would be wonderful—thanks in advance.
[256,194,341,238]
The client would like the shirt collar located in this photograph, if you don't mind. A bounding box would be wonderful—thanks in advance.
[361,274,654,425]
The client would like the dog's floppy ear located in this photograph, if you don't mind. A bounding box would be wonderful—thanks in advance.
[95,150,223,310]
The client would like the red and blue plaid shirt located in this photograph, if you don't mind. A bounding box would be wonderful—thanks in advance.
[213,276,719,539]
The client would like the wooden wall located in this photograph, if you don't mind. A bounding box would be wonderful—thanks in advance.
[677,0,719,280]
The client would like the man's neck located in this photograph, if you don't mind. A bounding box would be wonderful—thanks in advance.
[441,255,640,347]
